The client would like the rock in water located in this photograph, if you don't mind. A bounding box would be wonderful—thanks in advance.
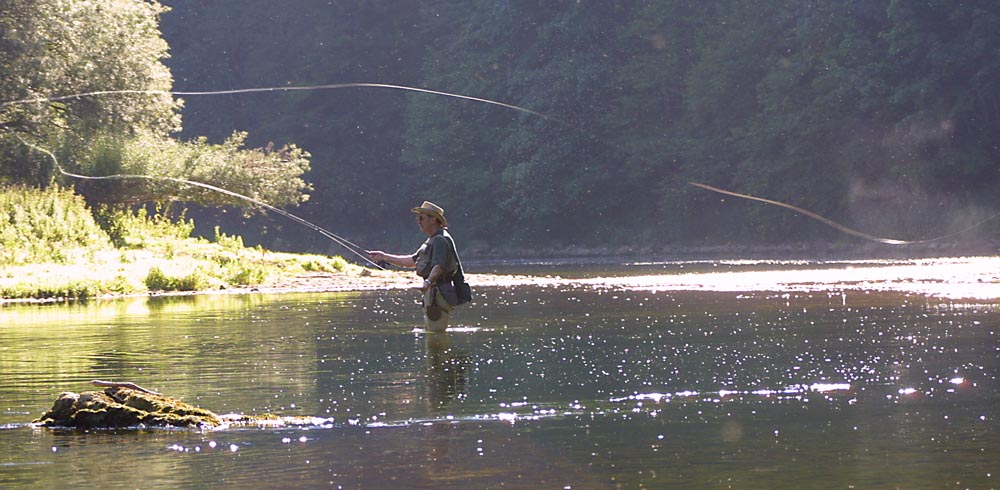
[34,386,222,429]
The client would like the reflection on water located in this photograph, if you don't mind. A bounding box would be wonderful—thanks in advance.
[1,262,998,488]
[424,333,471,412]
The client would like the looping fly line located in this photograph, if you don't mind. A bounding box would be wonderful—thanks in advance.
[3,83,553,269]
[4,81,998,247]
[690,181,1000,245]
[16,136,384,269]
[0,83,550,120]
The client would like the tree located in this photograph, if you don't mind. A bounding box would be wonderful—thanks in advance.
[0,0,312,220]
[881,0,1000,190]
[159,0,422,250]
[69,131,311,210]
[150,0,1000,251]
[0,0,179,183]
[402,1,644,247]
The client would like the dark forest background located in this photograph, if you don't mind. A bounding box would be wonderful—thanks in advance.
[160,0,1000,255]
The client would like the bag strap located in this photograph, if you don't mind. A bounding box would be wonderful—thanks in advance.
[441,232,465,281]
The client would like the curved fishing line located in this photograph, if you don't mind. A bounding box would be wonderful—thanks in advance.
[690,181,1000,245]
[0,83,550,120]
[8,82,998,245]
[3,82,550,269]
[16,136,384,269]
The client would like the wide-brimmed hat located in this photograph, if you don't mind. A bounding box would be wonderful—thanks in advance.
[411,201,447,227]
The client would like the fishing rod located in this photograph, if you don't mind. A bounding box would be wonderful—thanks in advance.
[15,135,384,269]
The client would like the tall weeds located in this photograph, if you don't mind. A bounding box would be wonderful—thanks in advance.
[1,185,352,301]
[0,185,110,265]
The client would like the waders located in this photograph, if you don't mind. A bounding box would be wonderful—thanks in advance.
[423,286,452,332]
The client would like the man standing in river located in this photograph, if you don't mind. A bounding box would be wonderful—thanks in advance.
[367,201,461,332]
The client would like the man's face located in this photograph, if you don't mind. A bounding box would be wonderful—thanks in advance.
[416,213,434,234]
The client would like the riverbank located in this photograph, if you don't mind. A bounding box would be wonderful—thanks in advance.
[4,184,995,303]
[3,254,998,304]
[228,255,1000,301]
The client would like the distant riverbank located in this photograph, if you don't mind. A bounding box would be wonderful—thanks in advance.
[4,252,997,304]
[149,255,1000,302]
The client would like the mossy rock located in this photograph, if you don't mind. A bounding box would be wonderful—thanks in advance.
[34,386,223,429]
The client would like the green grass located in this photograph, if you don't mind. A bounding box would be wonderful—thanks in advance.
[0,185,354,301]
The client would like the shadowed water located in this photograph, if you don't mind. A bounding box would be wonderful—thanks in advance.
[0,260,997,488]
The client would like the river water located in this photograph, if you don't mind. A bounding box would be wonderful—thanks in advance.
[1,259,997,489]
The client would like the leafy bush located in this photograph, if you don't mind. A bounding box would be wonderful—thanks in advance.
[143,266,170,290]
[173,269,210,291]
[214,226,245,253]
[300,256,348,273]
[0,185,110,265]
[107,275,136,294]
[144,266,209,292]
[69,130,312,212]
[228,264,267,286]
[0,275,136,301]
[97,204,195,249]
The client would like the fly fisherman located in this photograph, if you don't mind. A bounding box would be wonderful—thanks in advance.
[368,201,462,332]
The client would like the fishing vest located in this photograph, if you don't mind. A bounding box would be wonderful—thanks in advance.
[414,230,457,281]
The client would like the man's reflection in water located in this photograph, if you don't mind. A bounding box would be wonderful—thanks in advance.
[424,332,470,410]
[423,331,471,476]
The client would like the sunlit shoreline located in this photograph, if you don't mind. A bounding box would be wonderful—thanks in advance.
[577,256,1000,300]
[3,255,996,305]
[477,255,1000,300]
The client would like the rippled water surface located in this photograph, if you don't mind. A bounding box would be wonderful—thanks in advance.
[1,261,997,488]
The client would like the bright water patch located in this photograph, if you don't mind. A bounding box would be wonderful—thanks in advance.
[0,270,997,488]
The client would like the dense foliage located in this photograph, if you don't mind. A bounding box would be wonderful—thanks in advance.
[0,0,312,212]
[0,0,179,184]
[0,185,349,299]
[7,0,998,253]
[158,0,1000,252]
[0,185,109,264]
